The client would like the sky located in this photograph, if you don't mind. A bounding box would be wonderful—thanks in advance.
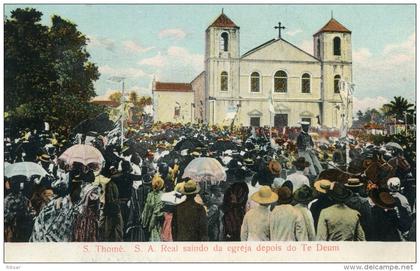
[4,4,416,113]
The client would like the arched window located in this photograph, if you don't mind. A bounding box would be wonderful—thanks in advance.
[317,39,321,58]
[220,32,229,52]
[334,75,341,93]
[250,72,260,92]
[220,71,228,91]
[333,37,341,56]
[301,73,311,93]
[274,70,287,93]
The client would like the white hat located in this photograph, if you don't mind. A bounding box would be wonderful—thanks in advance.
[161,191,186,205]
[300,121,310,126]
[387,177,401,192]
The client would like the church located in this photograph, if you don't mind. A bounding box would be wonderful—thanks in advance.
[152,11,353,128]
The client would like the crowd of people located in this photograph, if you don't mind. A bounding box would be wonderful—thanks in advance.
[3,119,416,242]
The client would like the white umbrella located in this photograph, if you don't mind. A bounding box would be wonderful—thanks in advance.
[182,157,227,183]
[58,144,104,169]
[385,142,404,151]
[5,162,48,179]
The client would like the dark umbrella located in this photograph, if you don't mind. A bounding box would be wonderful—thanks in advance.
[131,142,150,158]
[173,138,205,151]
[72,113,114,135]
[210,141,238,152]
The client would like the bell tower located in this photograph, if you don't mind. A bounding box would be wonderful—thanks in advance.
[205,11,240,125]
[313,17,352,128]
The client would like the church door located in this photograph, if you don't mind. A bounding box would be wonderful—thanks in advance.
[274,114,288,128]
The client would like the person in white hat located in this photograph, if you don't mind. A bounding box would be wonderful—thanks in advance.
[296,121,323,177]
[387,177,412,215]
[240,186,278,241]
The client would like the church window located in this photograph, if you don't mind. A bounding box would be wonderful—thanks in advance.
[334,75,341,93]
[220,32,229,52]
[301,73,311,93]
[333,37,341,56]
[250,117,260,127]
[250,72,261,92]
[274,70,287,93]
[221,71,228,91]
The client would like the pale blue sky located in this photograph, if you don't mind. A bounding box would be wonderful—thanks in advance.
[4,4,416,112]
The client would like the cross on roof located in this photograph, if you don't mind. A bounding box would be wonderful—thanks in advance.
[274,22,286,39]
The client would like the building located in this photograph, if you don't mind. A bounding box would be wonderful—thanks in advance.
[152,81,194,124]
[153,11,353,128]
[364,123,386,135]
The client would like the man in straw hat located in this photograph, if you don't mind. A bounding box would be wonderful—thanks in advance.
[296,121,322,177]
[270,187,308,241]
[310,179,335,231]
[172,179,208,241]
[316,183,365,241]
[241,186,278,241]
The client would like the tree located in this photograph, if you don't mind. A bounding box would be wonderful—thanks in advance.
[5,8,102,135]
[356,110,364,121]
[109,92,122,103]
[128,91,138,105]
[4,8,55,112]
[383,96,415,121]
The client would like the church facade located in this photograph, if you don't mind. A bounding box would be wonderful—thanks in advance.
[153,12,353,128]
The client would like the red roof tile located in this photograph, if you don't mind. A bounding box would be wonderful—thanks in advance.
[209,13,239,28]
[154,82,192,92]
[314,18,351,36]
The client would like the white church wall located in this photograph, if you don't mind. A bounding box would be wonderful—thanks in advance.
[154,91,194,124]
[239,60,322,99]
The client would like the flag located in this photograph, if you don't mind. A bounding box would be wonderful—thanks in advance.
[224,105,237,121]
[269,94,275,113]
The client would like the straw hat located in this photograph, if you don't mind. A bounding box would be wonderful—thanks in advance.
[251,186,278,205]
[191,151,201,157]
[243,158,254,166]
[314,179,332,194]
[38,154,51,163]
[345,178,364,188]
[181,179,201,195]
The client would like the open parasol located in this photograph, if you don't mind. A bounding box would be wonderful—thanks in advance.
[5,162,48,179]
[385,142,404,152]
[58,144,104,170]
[182,157,227,184]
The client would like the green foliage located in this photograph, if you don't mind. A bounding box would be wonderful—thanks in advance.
[5,8,101,135]
[382,96,415,123]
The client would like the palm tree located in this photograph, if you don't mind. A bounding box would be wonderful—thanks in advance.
[383,96,415,121]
